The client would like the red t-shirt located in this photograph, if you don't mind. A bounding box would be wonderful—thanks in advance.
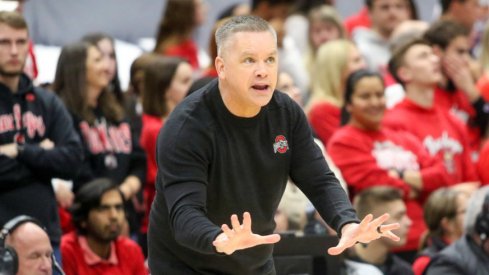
[61,232,148,275]
[384,99,479,184]
[434,86,481,158]
[164,39,199,69]
[139,114,164,233]
[308,101,341,146]
[328,125,449,251]
[344,6,371,36]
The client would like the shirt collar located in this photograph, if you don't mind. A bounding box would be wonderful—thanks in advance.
[78,235,118,265]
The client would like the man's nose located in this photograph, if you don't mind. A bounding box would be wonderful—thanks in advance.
[255,62,268,78]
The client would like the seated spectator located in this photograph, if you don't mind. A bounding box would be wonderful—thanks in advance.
[53,41,147,237]
[426,186,489,274]
[384,37,480,187]
[328,69,450,259]
[82,32,124,106]
[1,215,60,275]
[412,188,468,275]
[424,20,488,161]
[307,39,366,145]
[353,0,409,72]
[62,178,147,275]
[341,186,413,274]
[277,71,303,106]
[304,5,346,78]
[153,0,207,70]
[139,56,193,254]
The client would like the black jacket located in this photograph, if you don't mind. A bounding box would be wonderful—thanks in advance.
[0,74,83,244]
[426,235,489,275]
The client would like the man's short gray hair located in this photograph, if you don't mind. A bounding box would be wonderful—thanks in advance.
[464,185,489,235]
[215,15,277,56]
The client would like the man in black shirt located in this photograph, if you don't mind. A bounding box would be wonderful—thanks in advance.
[148,15,400,274]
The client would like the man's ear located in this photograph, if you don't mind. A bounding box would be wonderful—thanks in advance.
[215,56,225,79]
[397,66,412,84]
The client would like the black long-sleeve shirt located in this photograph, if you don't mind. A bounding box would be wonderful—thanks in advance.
[148,80,358,274]
[0,74,83,244]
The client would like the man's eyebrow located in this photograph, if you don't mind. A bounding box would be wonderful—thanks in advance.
[240,50,278,57]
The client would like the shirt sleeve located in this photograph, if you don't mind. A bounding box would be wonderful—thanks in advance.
[289,105,359,234]
[157,115,222,255]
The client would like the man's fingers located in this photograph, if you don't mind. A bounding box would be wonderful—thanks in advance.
[370,213,390,228]
[359,214,373,228]
[231,214,241,232]
[383,230,400,242]
[259,233,281,244]
[379,222,400,233]
[221,224,234,237]
[242,212,252,231]
[327,244,346,256]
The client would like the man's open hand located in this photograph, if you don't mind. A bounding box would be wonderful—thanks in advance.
[213,212,281,255]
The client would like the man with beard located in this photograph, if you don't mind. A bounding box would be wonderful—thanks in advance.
[0,10,82,268]
[61,179,147,275]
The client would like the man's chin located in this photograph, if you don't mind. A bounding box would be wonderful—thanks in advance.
[0,70,23,77]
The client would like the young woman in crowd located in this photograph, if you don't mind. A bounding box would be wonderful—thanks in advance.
[307,39,366,145]
[82,32,124,105]
[53,41,146,236]
[304,5,345,77]
[327,69,451,261]
[412,187,468,275]
[153,0,206,70]
[139,56,193,254]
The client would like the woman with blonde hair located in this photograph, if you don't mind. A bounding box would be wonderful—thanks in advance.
[307,39,365,146]
[304,5,346,77]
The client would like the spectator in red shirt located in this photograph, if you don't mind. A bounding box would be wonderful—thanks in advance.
[139,56,193,254]
[154,0,207,70]
[424,20,488,159]
[328,69,450,259]
[307,39,366,146]
[384,37,480,187]
[61,178,147,275]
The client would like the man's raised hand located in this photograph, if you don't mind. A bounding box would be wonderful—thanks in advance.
[327,213,401,256]
[213,212,281,255]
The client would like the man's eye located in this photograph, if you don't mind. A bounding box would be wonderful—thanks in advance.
[244,58,254,64]
[266,57,275,64]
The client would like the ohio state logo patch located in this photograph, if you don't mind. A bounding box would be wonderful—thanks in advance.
[273,135,289,154]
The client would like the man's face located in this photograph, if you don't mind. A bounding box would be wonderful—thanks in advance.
[216,31,278,116]
[85,189,125,243]
[7,223,53,275]
[0,23,28,77]
[452,0,480,30]
[369,0,408,36]
[376,200,411,247]
[400,44,442,87]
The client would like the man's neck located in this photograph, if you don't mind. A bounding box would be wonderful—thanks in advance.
[218,81,261,118]
[404,82,435,108]
[0,75,20,93]
[353,242,389,265]
[86,236,112,260]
